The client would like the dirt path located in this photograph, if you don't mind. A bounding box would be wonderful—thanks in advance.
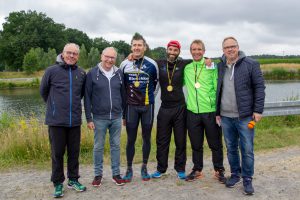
[1,146,299,200]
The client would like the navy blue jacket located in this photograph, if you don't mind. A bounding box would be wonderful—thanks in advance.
[40,55,86,127]
[84,65,126,122]
[216,51,265,118]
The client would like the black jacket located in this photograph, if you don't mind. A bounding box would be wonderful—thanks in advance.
[40,55,86,127]
[84,65,126,122]
[216,51,265,118]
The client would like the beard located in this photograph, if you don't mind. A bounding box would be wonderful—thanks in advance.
[167,54,178,62]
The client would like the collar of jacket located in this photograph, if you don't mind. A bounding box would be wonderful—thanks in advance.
[220,51,246,66]
[192,57,205,67]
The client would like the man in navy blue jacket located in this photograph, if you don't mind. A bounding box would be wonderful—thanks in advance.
[40,43,86,198]
[84,47,126,187]
[216,37,265,195]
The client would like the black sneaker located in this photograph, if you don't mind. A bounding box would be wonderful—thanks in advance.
[92,176,103,187]
[243,177,255,195]
[225,174,241,188]
[185,170,204,182]
[214,169,227,184]
[112,175,126,186]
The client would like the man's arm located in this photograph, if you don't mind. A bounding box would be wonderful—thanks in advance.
[251,61,266,117]
[40,69,51,103]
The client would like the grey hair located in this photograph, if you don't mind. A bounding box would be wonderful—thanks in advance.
[222,36,239,47]
[63,43,80,53]
[102,47,118,56]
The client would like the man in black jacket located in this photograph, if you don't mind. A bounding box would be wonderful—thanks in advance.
[40,43,86,198]
[84,47,126,187]
[216,37,265,195]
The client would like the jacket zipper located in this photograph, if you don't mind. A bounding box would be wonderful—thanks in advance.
[69,68,72,127]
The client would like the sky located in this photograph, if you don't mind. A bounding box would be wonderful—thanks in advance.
[1,0,300,58]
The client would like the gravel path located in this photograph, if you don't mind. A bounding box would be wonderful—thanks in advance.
[1,146,299,200]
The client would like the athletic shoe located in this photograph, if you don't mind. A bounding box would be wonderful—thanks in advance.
[177,171,186,180]
[123,168,133,183]
[92,176,103,187]
[185,170,204,182]
[214,169,227,184]
[243,177,255,195]
[112,175,126,186]
[67,180,87,192]
[151,171,165,178]
[53,183,64,198]
[141,166,151,181]
[225,174,241,188]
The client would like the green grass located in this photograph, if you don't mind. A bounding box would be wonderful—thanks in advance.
[0,114,300,169]
[257,58,300,65]
[0,71,44,79]
[0,78,40,89]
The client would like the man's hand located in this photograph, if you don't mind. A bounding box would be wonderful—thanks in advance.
[216,115,221,127]
[87,122,95,130]
[204,58,212,66]
[253,112,262,122]
[122,119,126,126]
[127,53,134,61]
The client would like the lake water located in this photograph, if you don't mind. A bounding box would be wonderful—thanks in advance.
[1,81,300,120]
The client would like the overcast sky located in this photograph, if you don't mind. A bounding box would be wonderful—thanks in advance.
[1,0,299,58]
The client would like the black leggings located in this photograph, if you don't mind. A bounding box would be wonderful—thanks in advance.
[125,104,154,167]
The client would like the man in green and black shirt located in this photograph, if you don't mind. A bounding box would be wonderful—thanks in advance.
[184,39,226,183]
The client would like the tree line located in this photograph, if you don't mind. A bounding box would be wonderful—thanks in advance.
[0,10,167,73]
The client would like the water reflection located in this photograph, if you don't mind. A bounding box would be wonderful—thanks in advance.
[0,81,300,119]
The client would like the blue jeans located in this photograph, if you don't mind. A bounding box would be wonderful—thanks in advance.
[221,116,254,178]
[93,117,122,177]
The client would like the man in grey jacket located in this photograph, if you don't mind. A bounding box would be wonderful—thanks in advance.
[216,37,265,195]
[84,47,126,187]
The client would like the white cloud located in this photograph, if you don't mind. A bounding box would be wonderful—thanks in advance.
[1,0,300,57]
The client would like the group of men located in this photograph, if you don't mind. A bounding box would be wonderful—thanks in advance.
[40,34,265,198]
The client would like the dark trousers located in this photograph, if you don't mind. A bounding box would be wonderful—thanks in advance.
[156,105,187,173]
[48,126,81,185]
[187,111,224,171]
[125,104,154,166]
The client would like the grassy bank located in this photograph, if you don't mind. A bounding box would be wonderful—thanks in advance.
[0,114,300,169]
[0,78,40,89]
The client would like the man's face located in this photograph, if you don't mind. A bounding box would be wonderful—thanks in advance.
[101,48,117,69]
[62,44,79,65]
[131,39,146,59]
[167,46,180,62]
[223,39,239,61]
[190,43,205,61]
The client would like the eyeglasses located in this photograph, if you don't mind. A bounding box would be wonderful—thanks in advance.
[65,51,79,56]
[223,45,238,50]
[103,55,116,60]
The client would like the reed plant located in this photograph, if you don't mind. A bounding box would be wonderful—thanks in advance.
[0,114,299,169]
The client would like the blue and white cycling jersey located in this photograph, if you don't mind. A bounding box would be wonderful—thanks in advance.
[120,56,159,106]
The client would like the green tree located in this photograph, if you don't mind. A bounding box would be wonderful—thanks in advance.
[40,48,57,70]
[93,37,110,53]
[87,47,100,68]
[78,44,88,68]
[23,48,39,74]
[151,47,167,60]
[0,10,66,70]
[111,40,131,58]
[64,28,92,51]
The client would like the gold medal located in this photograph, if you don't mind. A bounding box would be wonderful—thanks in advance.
[134,81,140,88]
[167,85,173,92]
[195,82,200,89]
